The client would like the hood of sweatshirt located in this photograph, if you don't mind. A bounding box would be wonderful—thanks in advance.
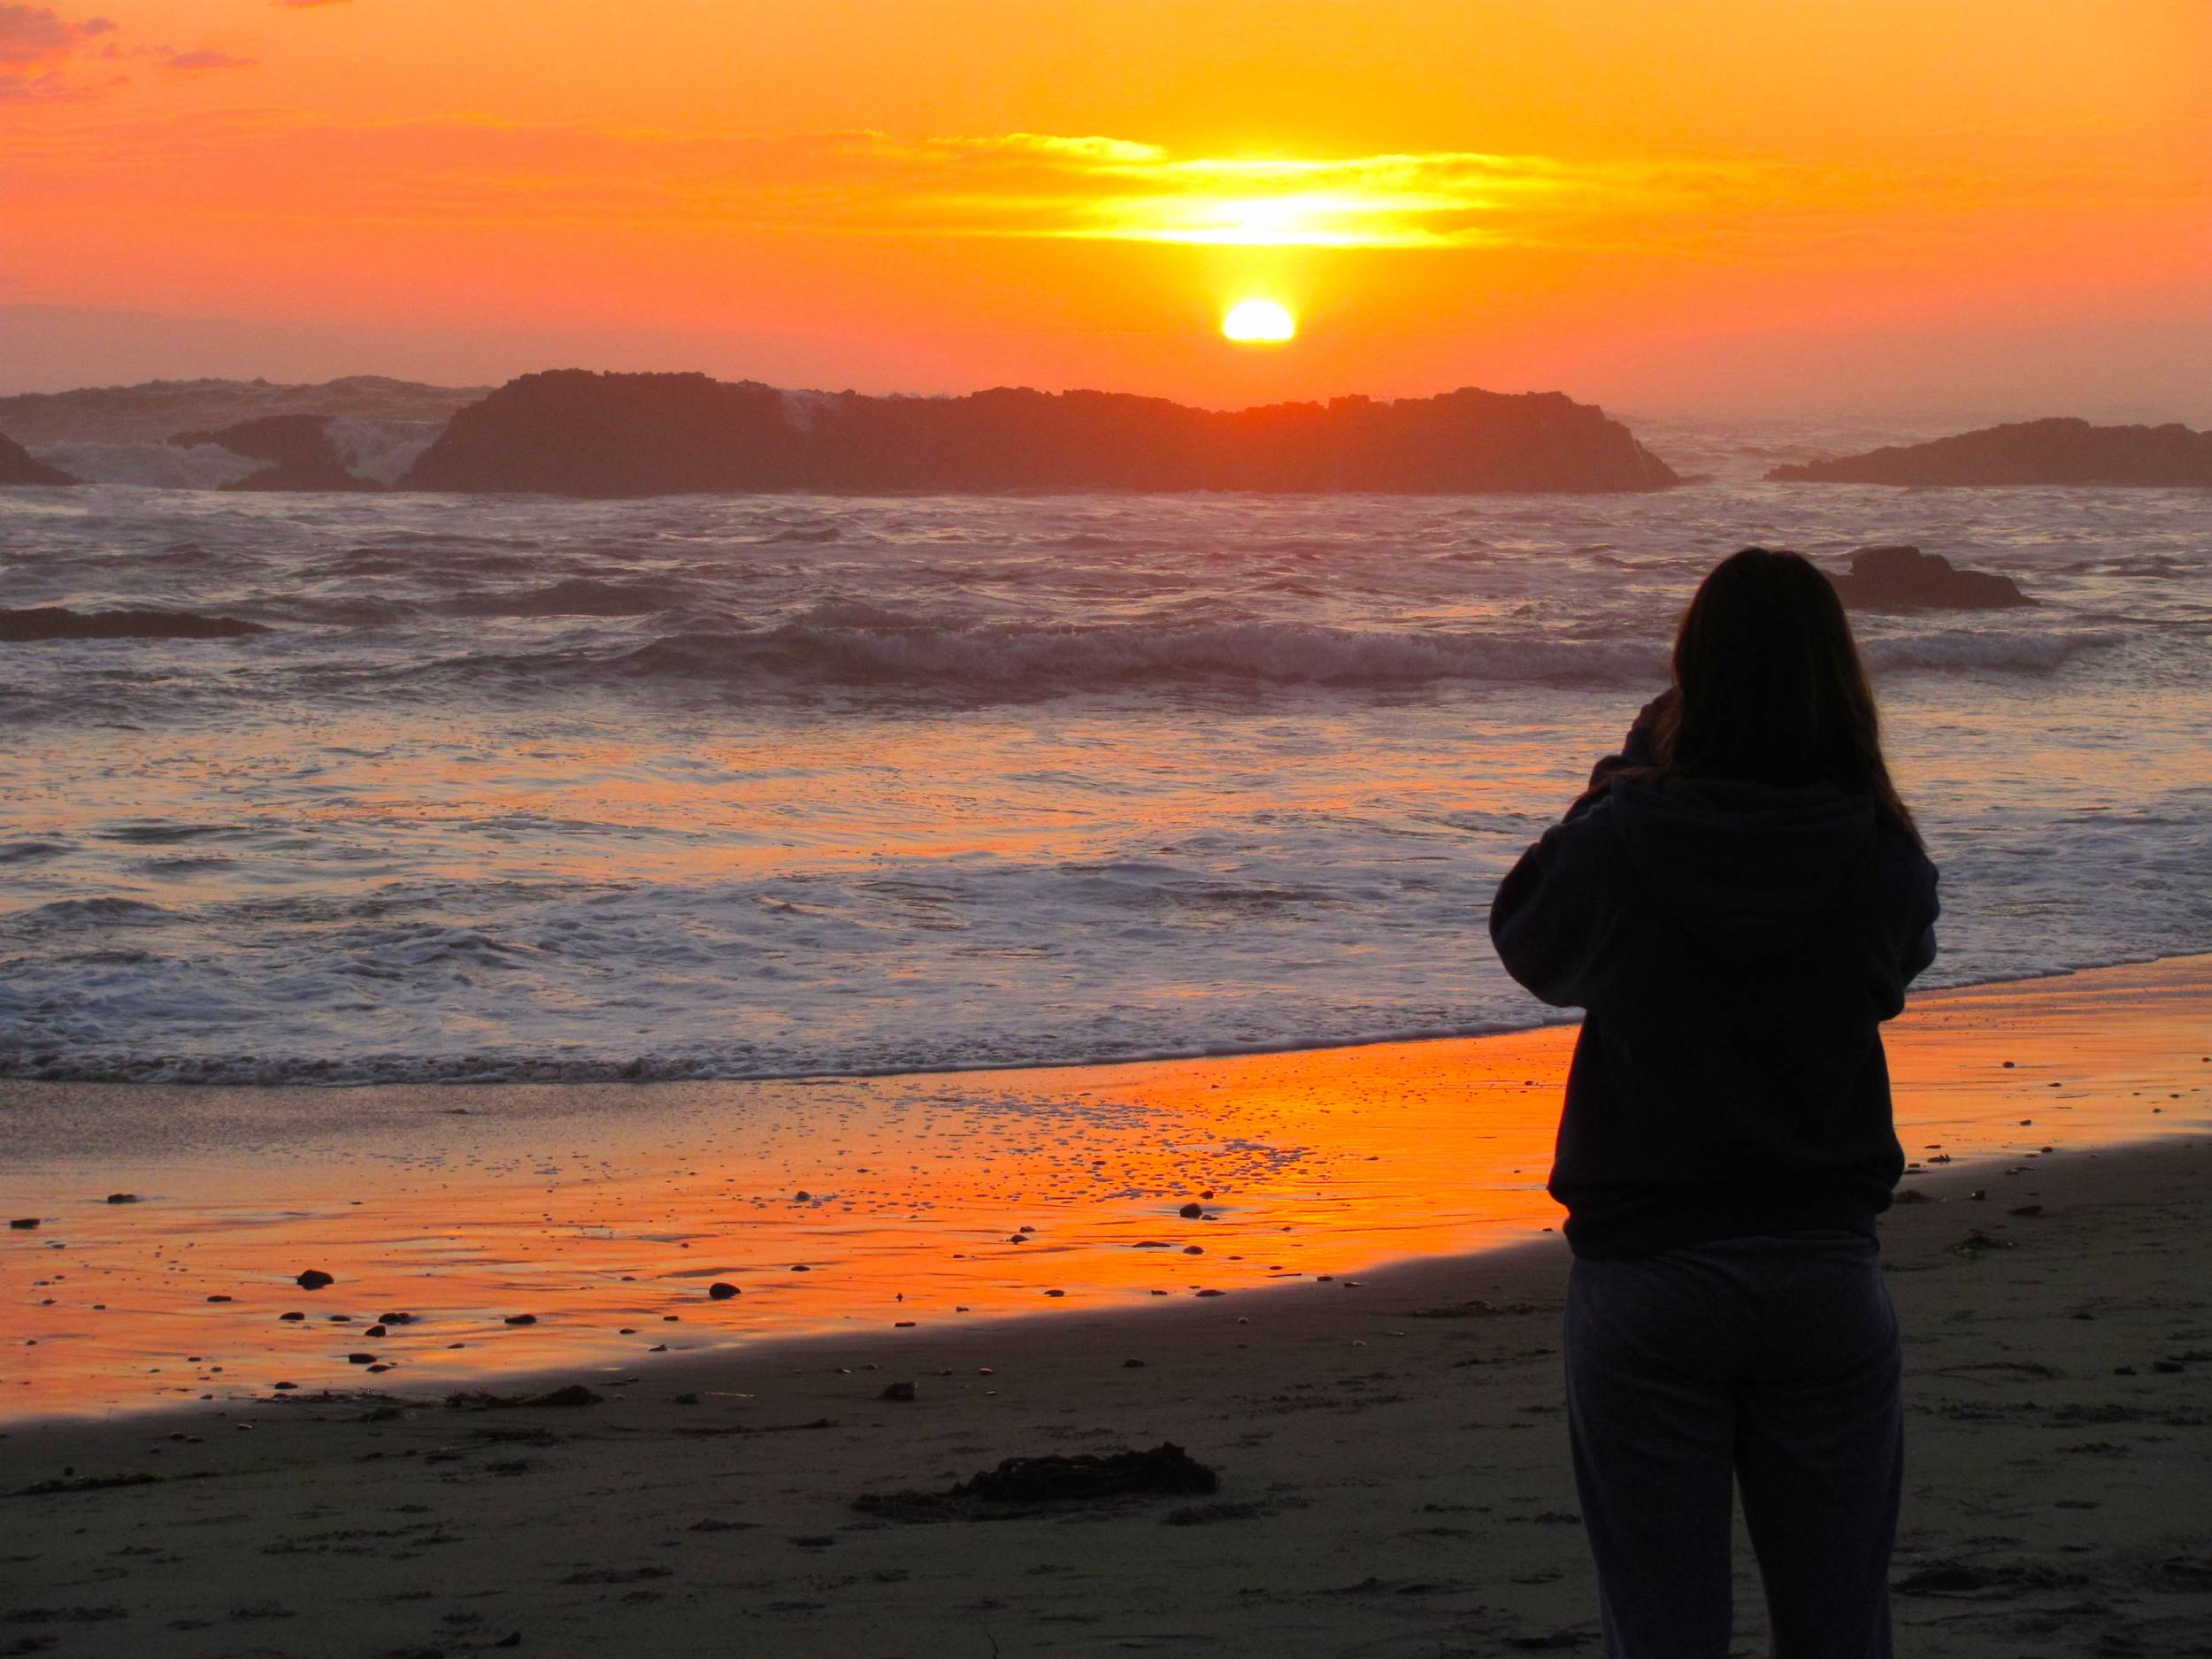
[1605,772,1879,961]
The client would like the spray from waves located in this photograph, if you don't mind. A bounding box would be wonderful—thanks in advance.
[327,419,444,486]
[30,442,261,490]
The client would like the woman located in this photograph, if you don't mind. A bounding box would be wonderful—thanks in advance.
[1489,548,1939,1657]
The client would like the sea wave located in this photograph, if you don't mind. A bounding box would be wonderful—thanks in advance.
[32,441,260,490]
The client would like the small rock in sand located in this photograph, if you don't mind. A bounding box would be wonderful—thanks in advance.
[8,1217,37,1230]
[503,1314,538,1325]
[879,1381,917,1402]
[278,1311,304,1322]
[206,1294,233,1303]
[105,1193,140,1205]
[295,1270,334,1290]
[347,1352,377,1364]
[364,1324,388,1337]
[1179,1202,1204,1219]
[707,1282,741,1300]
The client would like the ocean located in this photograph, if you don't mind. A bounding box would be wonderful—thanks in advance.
[3,417,2207,1087]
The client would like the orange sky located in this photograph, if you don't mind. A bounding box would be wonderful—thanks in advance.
[3,0,2208,411]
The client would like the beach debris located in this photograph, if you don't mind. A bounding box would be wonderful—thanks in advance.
[104,1194,140,1205]
[707,1282,741,1300]
[854,1441,1218,1521]
[445,1384,603,1410]
[294,1269,334,1290]
[879,1381,917,1402]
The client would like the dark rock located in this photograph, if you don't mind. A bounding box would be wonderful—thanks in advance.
[707,1282,741,1300]
[206,1294,233,1303]
[1826,546,2031,611]
[402,371,1681,496]
[364,1324,388,1338]
[854,1441,1219,1521]
[104,1193,140,1205]
[879,1381,917,1402]
[9,1217,38,1230]
[444,1384,603,1409]
[346,1352,377,1364]
[503,1313,537,1325]
[0,431,78,486]
[1,607,267,642]
[167,414,383,493]
[379,1312,412,1325]
[294,1270,334,1290]
[1178,1202,1204,1218]
[278,1311,304,1321]
[1769,417,2212,487]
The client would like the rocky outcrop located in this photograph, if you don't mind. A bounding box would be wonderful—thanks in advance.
[0,431,78,486]
[168,415,382,492]
[403,371,1681,496]
[1770,418,2212,487]
[0,376,485,447]
[1827,546,2032,611]
[0,607,268,642]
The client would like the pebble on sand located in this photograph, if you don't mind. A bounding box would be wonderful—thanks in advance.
[708,1282,741,1300]
[1178,1202,1204,1218]
[295,1270,334,1290]
[104,1194,140,1205]
[504,1314,538,1325]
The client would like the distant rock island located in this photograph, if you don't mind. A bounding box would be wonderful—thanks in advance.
[402,371,1682,496]
[1770,417,2212,487]
[0,375,487,447]
[169,414,383,492]
[1827,545,2032,611]
[0,431,78,486]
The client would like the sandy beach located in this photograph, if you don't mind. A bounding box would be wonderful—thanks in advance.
[4,957,2209,1655]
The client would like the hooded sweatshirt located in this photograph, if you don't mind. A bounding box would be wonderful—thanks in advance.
[1488,711,1939,1258]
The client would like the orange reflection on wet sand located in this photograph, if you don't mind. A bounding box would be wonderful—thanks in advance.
[5,956,2207,1420]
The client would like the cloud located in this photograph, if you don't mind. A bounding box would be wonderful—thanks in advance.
[0,4,252,93]
[0,2,113,97]
[160,48,254,70]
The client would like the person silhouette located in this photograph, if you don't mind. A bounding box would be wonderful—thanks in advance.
[1491,547,1939,1657]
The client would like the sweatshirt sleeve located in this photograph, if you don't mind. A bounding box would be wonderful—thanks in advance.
[1489,808,1613,1010]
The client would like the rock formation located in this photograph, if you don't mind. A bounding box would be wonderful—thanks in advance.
[168,415,382,492]
[0,431,78,486]
[1827,546,2032,611]
[403,371,1682,496]
[1770,418,2212,487]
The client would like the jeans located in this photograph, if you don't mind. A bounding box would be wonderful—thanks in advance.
[1563,1231,1902,1658]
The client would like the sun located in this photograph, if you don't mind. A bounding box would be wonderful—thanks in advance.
[1221,297,1296,344]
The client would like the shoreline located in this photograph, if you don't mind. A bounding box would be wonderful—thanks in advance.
[4,947,2198,1094]
[5,955,2208,1428]
[6,1136,2208,1655]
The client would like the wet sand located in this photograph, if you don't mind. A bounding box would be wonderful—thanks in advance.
[3,957,2209,1654]
[6,956,2208,1421]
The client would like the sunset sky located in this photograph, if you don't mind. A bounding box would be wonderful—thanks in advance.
[4,0,2208,411]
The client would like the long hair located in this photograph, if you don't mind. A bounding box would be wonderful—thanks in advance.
[1655,547,1918,841]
